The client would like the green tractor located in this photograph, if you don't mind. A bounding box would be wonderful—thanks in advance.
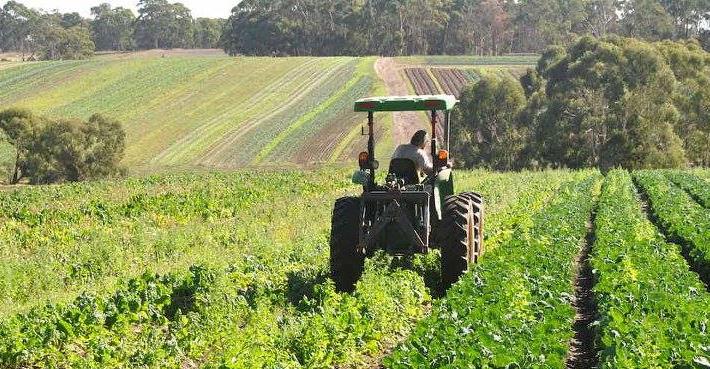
[330,95,484,292]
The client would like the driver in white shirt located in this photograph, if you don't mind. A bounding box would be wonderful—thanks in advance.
[392,130,434,178]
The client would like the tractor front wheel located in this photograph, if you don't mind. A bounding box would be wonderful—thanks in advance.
[329,197,365,292]
[439,194,483,290]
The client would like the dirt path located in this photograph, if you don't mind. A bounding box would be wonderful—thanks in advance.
[564,215,600,369]
[374,58,426,144]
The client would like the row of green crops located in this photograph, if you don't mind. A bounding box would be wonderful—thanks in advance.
[664,170,710,208]
[592,170,710,367]
[0,169,354,317]
[0,169,587,368]
[0,253,429,369]
[386,172,601,368]
[633,170,710,282]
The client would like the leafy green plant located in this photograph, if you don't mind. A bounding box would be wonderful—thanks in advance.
[385,173,601,368]
[634,170,710,281]
[664,170,710,208]
[592,170,710,368]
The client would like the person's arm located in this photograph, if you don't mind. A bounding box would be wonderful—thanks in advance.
[418,150,434,176]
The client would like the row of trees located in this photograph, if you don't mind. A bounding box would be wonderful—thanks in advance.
[0,0,223,60]
[452,36,710,171]
[222,0,710,56]
[0,109,126,184]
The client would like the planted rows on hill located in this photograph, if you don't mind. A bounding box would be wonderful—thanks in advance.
[430,68,472,97]
[633,170,710,281]
[398,55,538,67]
[386,172,600,367]
[0,55,378,170]
[592,170,710,367]
[254,58,377,165]
[404,68,440,95]
[197,58,362,168]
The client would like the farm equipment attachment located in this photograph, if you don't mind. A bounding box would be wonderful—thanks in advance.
[330,95,484,292]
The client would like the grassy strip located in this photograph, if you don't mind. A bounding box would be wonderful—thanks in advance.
[385,173,601,368]
[425,68,444,94]
[634,170,710,282]
[664,170,710,208]
[592,170,710,367]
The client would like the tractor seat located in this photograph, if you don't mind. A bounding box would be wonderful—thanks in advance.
[389,158,421,185]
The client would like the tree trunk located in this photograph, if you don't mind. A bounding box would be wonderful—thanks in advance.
[11,150,20,184]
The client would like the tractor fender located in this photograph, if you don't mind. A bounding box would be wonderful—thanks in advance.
[433,168,454,221]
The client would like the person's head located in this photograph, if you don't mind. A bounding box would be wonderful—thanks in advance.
[410,130,428,149]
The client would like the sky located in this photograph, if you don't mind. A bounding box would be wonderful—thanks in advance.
[5,0,237,18]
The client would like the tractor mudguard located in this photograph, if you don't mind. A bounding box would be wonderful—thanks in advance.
[433,168,454,221]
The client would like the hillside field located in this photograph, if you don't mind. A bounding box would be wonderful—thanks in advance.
[0,53,537,175]
[0,52,391,171]
[1,168,709,368]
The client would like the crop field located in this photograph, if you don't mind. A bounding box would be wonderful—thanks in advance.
[399,55,535,95]
[398,56,534,102]
[1,168,709,368]
[398,55,539,66]
[0,54,386,170]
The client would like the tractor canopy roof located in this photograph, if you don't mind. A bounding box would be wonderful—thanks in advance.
[354,95,458,112]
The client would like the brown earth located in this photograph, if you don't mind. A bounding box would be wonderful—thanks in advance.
[374,58,427,145]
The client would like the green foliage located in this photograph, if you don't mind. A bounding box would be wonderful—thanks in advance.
[134,0,196,50]
[655,39,710,166]
[0,168,434,368]
[453,36,710,171]
[220,0,710,56]
[90,4,136,51]
[452,73,527,170]
[194,18,224,49]
[634,170,710,280]
[386,174,601,368]
[0,4,96,61]
[619,0,675,40]
[664,170,710,208]
[24,114,126,184]
[592,170,710,367]
[537,36,687,169]
[0,110,125,184]
[31,21,95,60]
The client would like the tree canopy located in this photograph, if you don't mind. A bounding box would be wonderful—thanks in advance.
[222,0,710,56]
[0,109,126,184]
[452,37,710,171]
[0,1,224,59]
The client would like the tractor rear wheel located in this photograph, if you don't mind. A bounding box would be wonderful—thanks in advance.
[460,192,484,260]
[329,196,365,292]
[439,193,483,289]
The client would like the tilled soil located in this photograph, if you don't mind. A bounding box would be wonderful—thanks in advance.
[565,218,600,369]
